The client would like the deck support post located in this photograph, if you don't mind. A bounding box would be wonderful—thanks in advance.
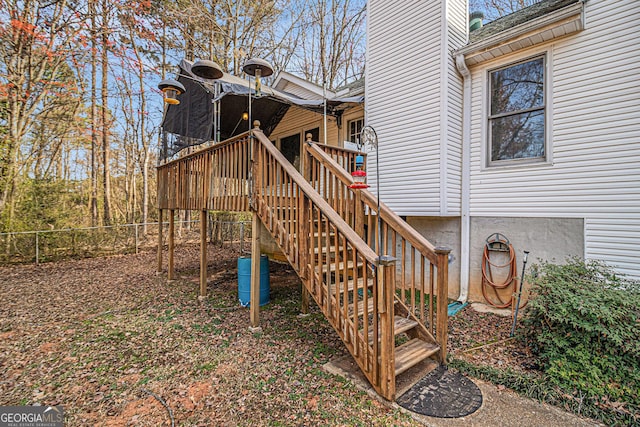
[157,208,163,274]
[168,209,175,281]
[199,210,208,298]
[378,255,397,401]
[250,212,261,327]
[301,285,310,315]
[435,247,451,364]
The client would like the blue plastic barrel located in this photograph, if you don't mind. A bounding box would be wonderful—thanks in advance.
[237,255,270,307]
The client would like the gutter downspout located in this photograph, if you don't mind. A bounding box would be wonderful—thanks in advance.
[455,53,471,303]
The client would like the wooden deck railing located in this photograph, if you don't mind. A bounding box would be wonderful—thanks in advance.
[157,133,251,212]
[304,141,450,361]
[314,140,366,174]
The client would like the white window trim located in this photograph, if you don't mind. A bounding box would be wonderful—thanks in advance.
[481,47,554,171]
[347,118,364,144]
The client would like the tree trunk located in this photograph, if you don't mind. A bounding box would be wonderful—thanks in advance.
[90,0,99,226]
[101,0,112,225]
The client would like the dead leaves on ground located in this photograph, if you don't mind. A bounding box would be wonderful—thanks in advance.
[0,245,415,426]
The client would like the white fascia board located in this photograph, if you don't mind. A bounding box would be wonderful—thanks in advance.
[456,2,584,65]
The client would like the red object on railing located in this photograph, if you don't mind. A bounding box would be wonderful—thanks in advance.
[350,169,369,189]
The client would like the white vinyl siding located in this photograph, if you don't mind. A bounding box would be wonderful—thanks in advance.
[367,0,465,216]
[445,0,467,214]
[468,0,640,279]
[585,218,640,277]
[278,81,323,100]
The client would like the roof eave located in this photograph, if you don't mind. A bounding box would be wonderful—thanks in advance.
[456,1,584,66]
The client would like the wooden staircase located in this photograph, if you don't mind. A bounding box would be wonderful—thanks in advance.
[156,125,450,401]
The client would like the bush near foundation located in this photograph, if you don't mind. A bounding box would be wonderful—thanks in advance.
[521,258,640,422]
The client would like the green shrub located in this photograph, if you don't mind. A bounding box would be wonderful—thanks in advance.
[521,258,640,416]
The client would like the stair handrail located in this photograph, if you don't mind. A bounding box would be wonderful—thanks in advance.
[313,142,366,173]
[159,130,251,168]
[252,130,379,265]
[304,140,449,364]
[252,128,397,399]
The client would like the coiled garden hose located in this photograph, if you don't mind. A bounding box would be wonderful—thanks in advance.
[481,242,518,308]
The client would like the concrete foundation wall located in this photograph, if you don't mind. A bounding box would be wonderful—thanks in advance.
[402,216,584,303]
[468,217,584,302]
[259,213,584,305]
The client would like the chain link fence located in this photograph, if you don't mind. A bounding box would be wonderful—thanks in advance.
[0,219,251,265]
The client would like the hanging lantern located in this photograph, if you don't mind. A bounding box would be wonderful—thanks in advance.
[350,154,369,189]
[158,79,186,105]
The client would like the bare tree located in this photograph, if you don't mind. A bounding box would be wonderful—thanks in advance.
[292,0,366,90]
[101,0,112,225]
[470,0,541,21]
[89,0,99,226]
[0,0,371,233]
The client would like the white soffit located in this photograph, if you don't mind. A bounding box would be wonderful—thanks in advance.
[458,2,584,66]
[272,71,336,100]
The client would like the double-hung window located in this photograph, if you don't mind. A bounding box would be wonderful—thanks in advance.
[488,55,546,165]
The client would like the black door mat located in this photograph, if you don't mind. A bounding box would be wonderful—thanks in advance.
[397,366,483,418]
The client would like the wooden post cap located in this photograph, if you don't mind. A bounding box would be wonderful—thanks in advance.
[377,255,396,266]
[306,133,313,142]
[253,120,261,129]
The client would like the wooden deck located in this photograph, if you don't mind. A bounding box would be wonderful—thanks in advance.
[156,124,450,401]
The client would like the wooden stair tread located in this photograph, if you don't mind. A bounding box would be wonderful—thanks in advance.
[316,260,363,274]
[295,231,336,239]
[393,316,419,335]
[367,316,418,343]
[394,339,439,376]
[313,245,337,255]
[331,276,375,294]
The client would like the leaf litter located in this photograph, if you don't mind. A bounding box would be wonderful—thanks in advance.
[0,244,424,426]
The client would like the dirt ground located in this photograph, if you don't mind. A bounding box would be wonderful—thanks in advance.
[0,243,597,426]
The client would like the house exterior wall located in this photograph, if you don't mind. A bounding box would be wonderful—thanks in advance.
[367,1,461,216]
[468,217,584,301]
[467,0,640,280]
[403,216,584,301]
[276,81,323,100]
[444,0,467,215]
[269,104,364,147]
[407,216,462,299]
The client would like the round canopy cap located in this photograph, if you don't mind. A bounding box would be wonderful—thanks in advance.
[158,79,186,94]
[242,58,274,77]
[191,59,223,80]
